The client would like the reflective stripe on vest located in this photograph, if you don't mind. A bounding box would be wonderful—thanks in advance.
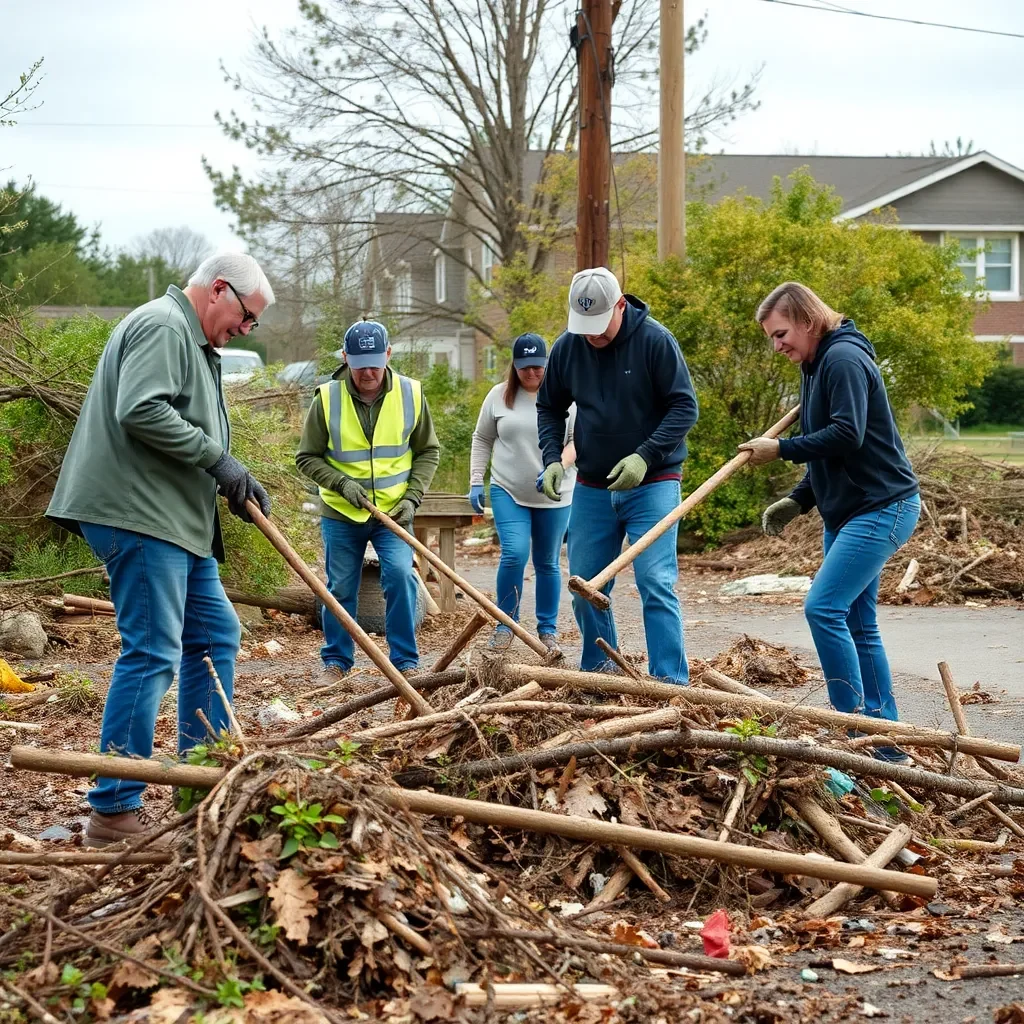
[317,374,422,522]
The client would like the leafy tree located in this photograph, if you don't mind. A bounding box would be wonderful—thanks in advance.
[9,242,102,306]
[630,169,993,542]
[0,181,92,284]
[959,354,1024,427]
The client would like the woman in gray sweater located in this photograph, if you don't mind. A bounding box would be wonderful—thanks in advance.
[469,334,576,652]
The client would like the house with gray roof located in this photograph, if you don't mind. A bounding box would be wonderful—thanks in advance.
[364,150,1024,378]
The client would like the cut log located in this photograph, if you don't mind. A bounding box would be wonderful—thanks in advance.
[895,558,920,594]
[0,851,171,866]
[62,594,115,614]
[506,663,1021,763]
[802,824,913,919]
[222,585,316,617]
[616,848,671,903]
[454,983,617,1008]
[583,862,634,911]
[8,747,936,895]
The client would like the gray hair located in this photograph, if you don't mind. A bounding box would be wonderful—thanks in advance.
[188,252,275,306]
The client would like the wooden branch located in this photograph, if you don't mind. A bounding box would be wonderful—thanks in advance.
[0,566,104,588]
[454,983,617,1008]
[895,558,920,594]
[62,594,114,614]
[583,862,634,911]
[222,584,315,617]
[954,963,1024,980]
[939,660,1012,784]
[430,610,488,672]
[718,778,748,843]
[617,847,671,903]
[0,851,171,866]
[506,663,1021,763]
[595,638,644,681]
[802,825,913,919]
[377,911,432,955]
[460,928,744,975]
[792,796,900,908]
[0,720,42,732]
[8,747,935,894]
[695,664,767,699]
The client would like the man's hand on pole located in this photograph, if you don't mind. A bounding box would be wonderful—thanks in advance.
[207,453,271,522]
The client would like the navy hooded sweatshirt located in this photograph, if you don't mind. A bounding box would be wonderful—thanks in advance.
[537,295,698,486]
[779,319,918,532]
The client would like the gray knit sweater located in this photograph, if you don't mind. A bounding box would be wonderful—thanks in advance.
[470,383,576,508]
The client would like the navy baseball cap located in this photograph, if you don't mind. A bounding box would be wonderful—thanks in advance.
[512,333,547,369]
[343,321,389,368]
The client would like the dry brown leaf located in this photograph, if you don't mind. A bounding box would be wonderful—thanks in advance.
[91,996,116,1021]
[832,958,880,975]
[731,945,772,973]
[617,787,647,828]
[994,1003,1024,1024]
[242,988,330,1023]
[409,985,455,1021]
[121,988,193,1023]
[562,777,608,818]
[21,962,58,990]
[656,795,702,831]
[240,834,282,863]
[611,920,659,949]
[109,935,162,993]
[449,826,473,851]
[361,917,389,947]
[268,868,318,944]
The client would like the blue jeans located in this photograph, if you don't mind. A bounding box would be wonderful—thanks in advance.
[805,496,921,730]
[320,515,418,671]
[567,480,688,683]
[489,484,572,635]
[79,524,241,814]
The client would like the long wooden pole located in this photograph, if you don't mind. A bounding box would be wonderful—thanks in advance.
[575,0,613,271]
[568,407,800,608]
[358,498,551,659]
[506,663,1022,763]
[244,500,433,716]
[658,0,685,261]
[5,746,935,896]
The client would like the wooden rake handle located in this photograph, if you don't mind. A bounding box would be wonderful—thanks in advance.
[244,499,433,717]
[358,497,553,661]
[568,406,800,610]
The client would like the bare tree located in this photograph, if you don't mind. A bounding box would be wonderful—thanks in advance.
[208,0,759,298]
[132,227,215,279]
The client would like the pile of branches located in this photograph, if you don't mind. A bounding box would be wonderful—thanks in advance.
[710,448,1024,603]
[4,654,1024,1021]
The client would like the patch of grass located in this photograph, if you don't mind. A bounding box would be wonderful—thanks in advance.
[57,673,102,715]
[2,537,105,596]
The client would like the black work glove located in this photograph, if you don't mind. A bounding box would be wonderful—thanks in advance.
[206,452,271,522]
[337,476,369,509]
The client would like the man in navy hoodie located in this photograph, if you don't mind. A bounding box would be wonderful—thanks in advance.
[537,267,698,683]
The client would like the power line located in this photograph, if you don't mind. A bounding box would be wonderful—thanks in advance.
[753,0,1024,40]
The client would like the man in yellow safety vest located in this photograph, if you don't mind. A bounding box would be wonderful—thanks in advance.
[296,321,440,687]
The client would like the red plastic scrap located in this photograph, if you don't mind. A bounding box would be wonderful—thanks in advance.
[701,909,731,958]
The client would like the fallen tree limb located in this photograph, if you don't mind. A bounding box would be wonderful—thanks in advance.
[0,566,105,588]
[506,663,1021,763]
[266,668,470,745]
[0,851,171,866]
[460,927,745,974]
[938,660,1012,783]
[616,848,671,903]
[221,584,316,617]
[7,747,935,895]
[954,963,1024,980]
[394,728,1024,807]
[62,594,115,614]
[430,610,489,673]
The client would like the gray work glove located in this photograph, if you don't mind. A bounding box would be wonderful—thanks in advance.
[337,476,369,509]
[391,498,417,528]
[206,453,271,522]
[761,497,802,537]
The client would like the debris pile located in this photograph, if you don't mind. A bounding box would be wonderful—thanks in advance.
[3,652,1024,1021]
[693,449,1024,604]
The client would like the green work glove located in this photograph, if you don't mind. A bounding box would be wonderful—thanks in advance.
[606,453,648,491]
[762,497,802,536]
[391,498,417,527]
[541,462,564,502]
[338,476,369,509]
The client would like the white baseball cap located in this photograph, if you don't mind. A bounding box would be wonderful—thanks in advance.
[567,267,623,336]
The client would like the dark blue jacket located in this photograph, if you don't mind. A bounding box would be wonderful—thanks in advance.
[537,295,698,486]
[779,319,918,532]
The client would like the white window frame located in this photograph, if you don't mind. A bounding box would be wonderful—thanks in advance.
[940,230,1020,301]
[434,252,447,305]
[482,344,498,379]
[481,240,496,285]
[394,268,413,313]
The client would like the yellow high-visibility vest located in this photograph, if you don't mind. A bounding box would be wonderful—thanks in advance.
[317,373,423,522]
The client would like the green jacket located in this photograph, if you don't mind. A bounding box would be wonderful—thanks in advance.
[47,286,231,559]
[296,366,440,523]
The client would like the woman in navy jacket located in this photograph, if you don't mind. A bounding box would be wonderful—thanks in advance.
[739,282,920,762]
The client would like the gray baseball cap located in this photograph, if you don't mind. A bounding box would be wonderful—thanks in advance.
[567,266,623,335]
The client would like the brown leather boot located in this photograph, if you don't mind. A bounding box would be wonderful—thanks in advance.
[84,809,172,849]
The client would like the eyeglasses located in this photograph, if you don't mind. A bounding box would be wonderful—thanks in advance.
[224,281,259,330]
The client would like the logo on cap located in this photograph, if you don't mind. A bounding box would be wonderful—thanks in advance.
[357,337,376,351]
[523,345,537,354]
[577,295,594,311]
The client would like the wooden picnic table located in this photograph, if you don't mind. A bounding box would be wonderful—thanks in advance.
[413,492,478,613]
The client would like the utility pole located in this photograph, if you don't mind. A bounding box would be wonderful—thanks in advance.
[658,0,686,261]
[146,265,155,302]
[575,0,613,272]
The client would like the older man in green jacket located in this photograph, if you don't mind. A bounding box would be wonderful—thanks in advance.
[47,252,274,846]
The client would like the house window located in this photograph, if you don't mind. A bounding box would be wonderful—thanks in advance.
[481,240,496,284]
[434,253,447,305]
[394,270,413,312]
[482,345,498,379]
[949,233,1017,297]
[433,351,449,367]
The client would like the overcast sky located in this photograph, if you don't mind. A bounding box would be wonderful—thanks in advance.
[5,0,1023,252]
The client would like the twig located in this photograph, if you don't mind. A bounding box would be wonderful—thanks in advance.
[4,895,215,997]
[377,910,433,954]
[0,566,104,588]
[203,656,246,753]
[595,638,644,681]
[616,847,671,903]
[717,777,748,843]
[0,978,62,1024]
